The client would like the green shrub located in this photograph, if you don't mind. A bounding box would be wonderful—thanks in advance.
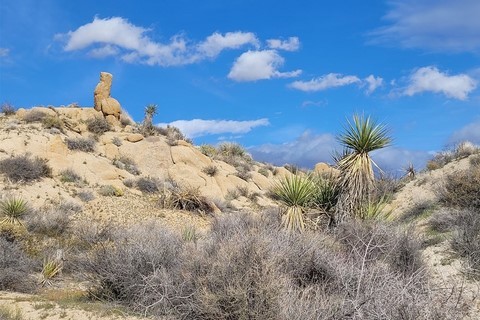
[0,154,52,182]
[65,137,96,152]
[86,117,111,135]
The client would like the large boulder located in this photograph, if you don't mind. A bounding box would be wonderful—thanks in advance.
[94,72,122,119]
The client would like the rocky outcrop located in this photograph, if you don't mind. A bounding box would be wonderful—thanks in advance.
[94,72,122,120]
[314,162,339,176]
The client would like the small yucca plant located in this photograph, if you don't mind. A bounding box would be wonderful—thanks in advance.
[271,174,316,232]
[41,256,63,286]
[311,174,339,215]
[361,197,393,221]
[404,162,416,180]
[0,197,29,226]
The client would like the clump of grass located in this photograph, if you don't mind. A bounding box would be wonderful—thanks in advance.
[0,197,30,226]
[86,117,111,135]
[0,154,52,182]
[59,168,81,183]
[98,185,123,197]
[199,144,217,157]
[113,156,141,175]
[1,103,16,116]
[202,165,218,176]
[0,305,24,320]
[65,137,96,152]
[76,190,95,202]
[182,225,198,244]
[258,167,270,177]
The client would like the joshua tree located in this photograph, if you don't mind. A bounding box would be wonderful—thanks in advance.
[334,114,391,223]
[142,104,158,135]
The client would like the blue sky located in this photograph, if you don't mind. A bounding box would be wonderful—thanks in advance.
[1,0,479,174]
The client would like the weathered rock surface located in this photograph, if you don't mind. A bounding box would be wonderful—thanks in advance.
[94,72,122,119]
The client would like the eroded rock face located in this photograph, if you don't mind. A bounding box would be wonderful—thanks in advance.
[94,72,122,119]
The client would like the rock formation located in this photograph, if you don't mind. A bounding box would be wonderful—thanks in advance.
[94,72,122,120]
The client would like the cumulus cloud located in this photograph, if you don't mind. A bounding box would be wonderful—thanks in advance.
[249,131,338,168]
[449,119,480,145]
[0,48,9,57]
[371,147,433,174]
[402,66,477,100]
[57,17,259,66]
[364,75,384,94]
[158,118,269,138]
[290,73,361,92]
[266,37,300,51]
[228,50,302,82]
[370,0,480,53]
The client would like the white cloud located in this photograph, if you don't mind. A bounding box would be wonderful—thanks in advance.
[158,118,269,138]
[449,119,480,144]
[301,100,328,108]
[290,73,361,92]
[57,17,259,66]
[370,0,480,53]
[266,37,300,51]
[0,48,9,57]
[364,75,384,94]
[197,32,259,58]
[228,50,302,82]
[249,131,338,168]
[402,66,477,100]
[371,147,432,174]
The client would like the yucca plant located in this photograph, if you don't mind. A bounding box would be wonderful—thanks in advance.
[335,114,391,223]
[271,174,316,232]
[361,197,393,221]
[41,256,63,286]
[404,162,416,180]
[311,173,339,215]
[0,197,29,226]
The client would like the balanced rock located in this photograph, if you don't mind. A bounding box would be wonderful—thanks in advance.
[94,72,122,119]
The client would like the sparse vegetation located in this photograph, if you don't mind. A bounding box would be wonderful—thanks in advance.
[438,164,480,209]
[135,176,159,193]
[427,141,479,171]
[86,117,111,135]
[199,144,217,157]
[0,305,24,320]
[42,115,64,132]
[59,168,81,183]
[65,137,96,152]
[0,154,52,182]
[98,185,123,197]
[41,255,63,286]
[202,164,218,176]
[23,110,46,123]
[0,238,35,292]
[1,103,16,116]
[112,156,141,175]
[76,190,95,202]
[258,167,270,177]
[25,202,79,237]
[111,136,123,146]
[158,182,215,214]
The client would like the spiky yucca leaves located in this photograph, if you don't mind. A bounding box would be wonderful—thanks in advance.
[311,173,339,215]
[335,114,391,223]
[361,197,393,221]
[271,174,316,232]
[0,197,29,226]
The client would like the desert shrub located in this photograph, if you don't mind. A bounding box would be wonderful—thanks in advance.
[284,163,300,174]
[450,210,480,278]
[98,185,123,197]
[0,238,36,292]
[427,142,479,171]
[372,174,402,201]
[113,156,140,175]
[123,178,135,188]
[0,154,52,182]
[82,212,461,319]
[111,136,123,147]
[59,168,81,183]
[225,189,240,200]
[0,305,24,320]
[236,185,250,197]
[76,190,95,202]
[454,141,479,159]
[427,208,459,233]
[1,103,16,116]
[25,202,80,237]
[42,115,64,131]
[120,114,133,127]
[426,159,442,171]
[86,117,111,135]
[65,137,96,152]
[202,165,218,176]
[0,197,31,226]
[199,144,217,158]
[310,174,339,216]
[438,165,480,209]
[158,183,215,214]
[136,176,159,193]
[258,167,270,177]
[23,110,46,122]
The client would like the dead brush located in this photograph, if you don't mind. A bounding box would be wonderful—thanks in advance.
[158,184,215,214]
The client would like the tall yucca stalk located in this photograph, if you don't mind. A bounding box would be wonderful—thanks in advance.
[335,114,391,223]
[271,174,316,232]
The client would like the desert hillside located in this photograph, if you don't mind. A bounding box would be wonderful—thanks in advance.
[0,104,479,320]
